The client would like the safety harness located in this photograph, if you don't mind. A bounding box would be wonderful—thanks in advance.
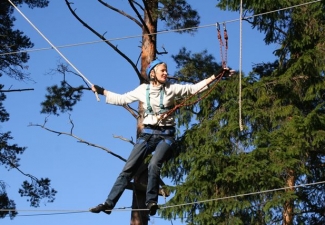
[145,24,229,124]
[145,84,173,115]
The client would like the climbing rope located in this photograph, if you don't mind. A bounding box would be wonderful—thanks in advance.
[157,69,229,125]
[156,24,231,125]
[238,0,244,131]
[216,22,228,68]
[217,19,243,131]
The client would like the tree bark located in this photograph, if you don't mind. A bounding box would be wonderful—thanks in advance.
[131,1,158,224]
[283,169,295,225]
[131,164,149,225]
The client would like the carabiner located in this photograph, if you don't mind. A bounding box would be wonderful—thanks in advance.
[216,22,221,31]
[223,22,227,31]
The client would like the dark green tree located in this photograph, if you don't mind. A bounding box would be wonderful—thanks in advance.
[0,0,57,220]
[160,1,325,225]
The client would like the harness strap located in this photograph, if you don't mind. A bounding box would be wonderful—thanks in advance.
[145,84,172,115]
[141,127,175,136]
[146,85,153,113]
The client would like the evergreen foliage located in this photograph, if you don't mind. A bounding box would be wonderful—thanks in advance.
[161,1,325,224]
[4,0,325,224]
[0,0,56,220]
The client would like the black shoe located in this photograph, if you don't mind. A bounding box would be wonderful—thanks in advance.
[89,203,112,215]
[147,202,159,216]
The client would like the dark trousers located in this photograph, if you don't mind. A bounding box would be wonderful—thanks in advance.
[105,128,175,207]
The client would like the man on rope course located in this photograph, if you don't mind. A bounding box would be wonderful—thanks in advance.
[89,59,234,216]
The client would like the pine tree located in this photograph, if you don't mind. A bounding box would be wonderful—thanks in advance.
[161,1,325,224]
[1,0,57,220]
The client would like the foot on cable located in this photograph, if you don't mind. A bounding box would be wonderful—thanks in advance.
[89,202,113,215]
[146,202,159,216]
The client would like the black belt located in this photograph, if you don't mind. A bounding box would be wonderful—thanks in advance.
[142,125,175,135]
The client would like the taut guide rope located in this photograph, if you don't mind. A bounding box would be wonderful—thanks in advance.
[7,0,100,101]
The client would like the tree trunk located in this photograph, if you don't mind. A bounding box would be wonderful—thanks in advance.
[283,169,295,225]
[130,1,158,224]
[140,1,157,80]
[130,164,149,225]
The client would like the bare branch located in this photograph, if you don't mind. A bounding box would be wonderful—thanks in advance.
[127,0,151,34]
[31,115,169,194]
[55,62,91,88]
[0,154,38,181]
[130,0,144,11]
[141,0,155,28]
[64,0,142,81]
[122,104,139,119]
[98,0,142,28]
[113,134,135,145]
[157,44,168,55]
[0,88,34,92]
[29,115,127,162]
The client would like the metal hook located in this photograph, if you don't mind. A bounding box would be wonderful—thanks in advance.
[223,22,227,31]
[216,22,220,31]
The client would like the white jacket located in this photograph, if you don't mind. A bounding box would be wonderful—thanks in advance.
[105,79,209,126]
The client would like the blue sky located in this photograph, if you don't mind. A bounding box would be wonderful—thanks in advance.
[2,1,276,224]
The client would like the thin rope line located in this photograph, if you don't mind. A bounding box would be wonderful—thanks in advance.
[161,180,325,210]
[0,208,149,213]
[2,0,321,57]
[2,180,324,214]
[7,0,91,85]
[7,0,99,101]
[1,209,88,212]
[0,40,105,56]
[10,211,86,217]
[238,0,243,131]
